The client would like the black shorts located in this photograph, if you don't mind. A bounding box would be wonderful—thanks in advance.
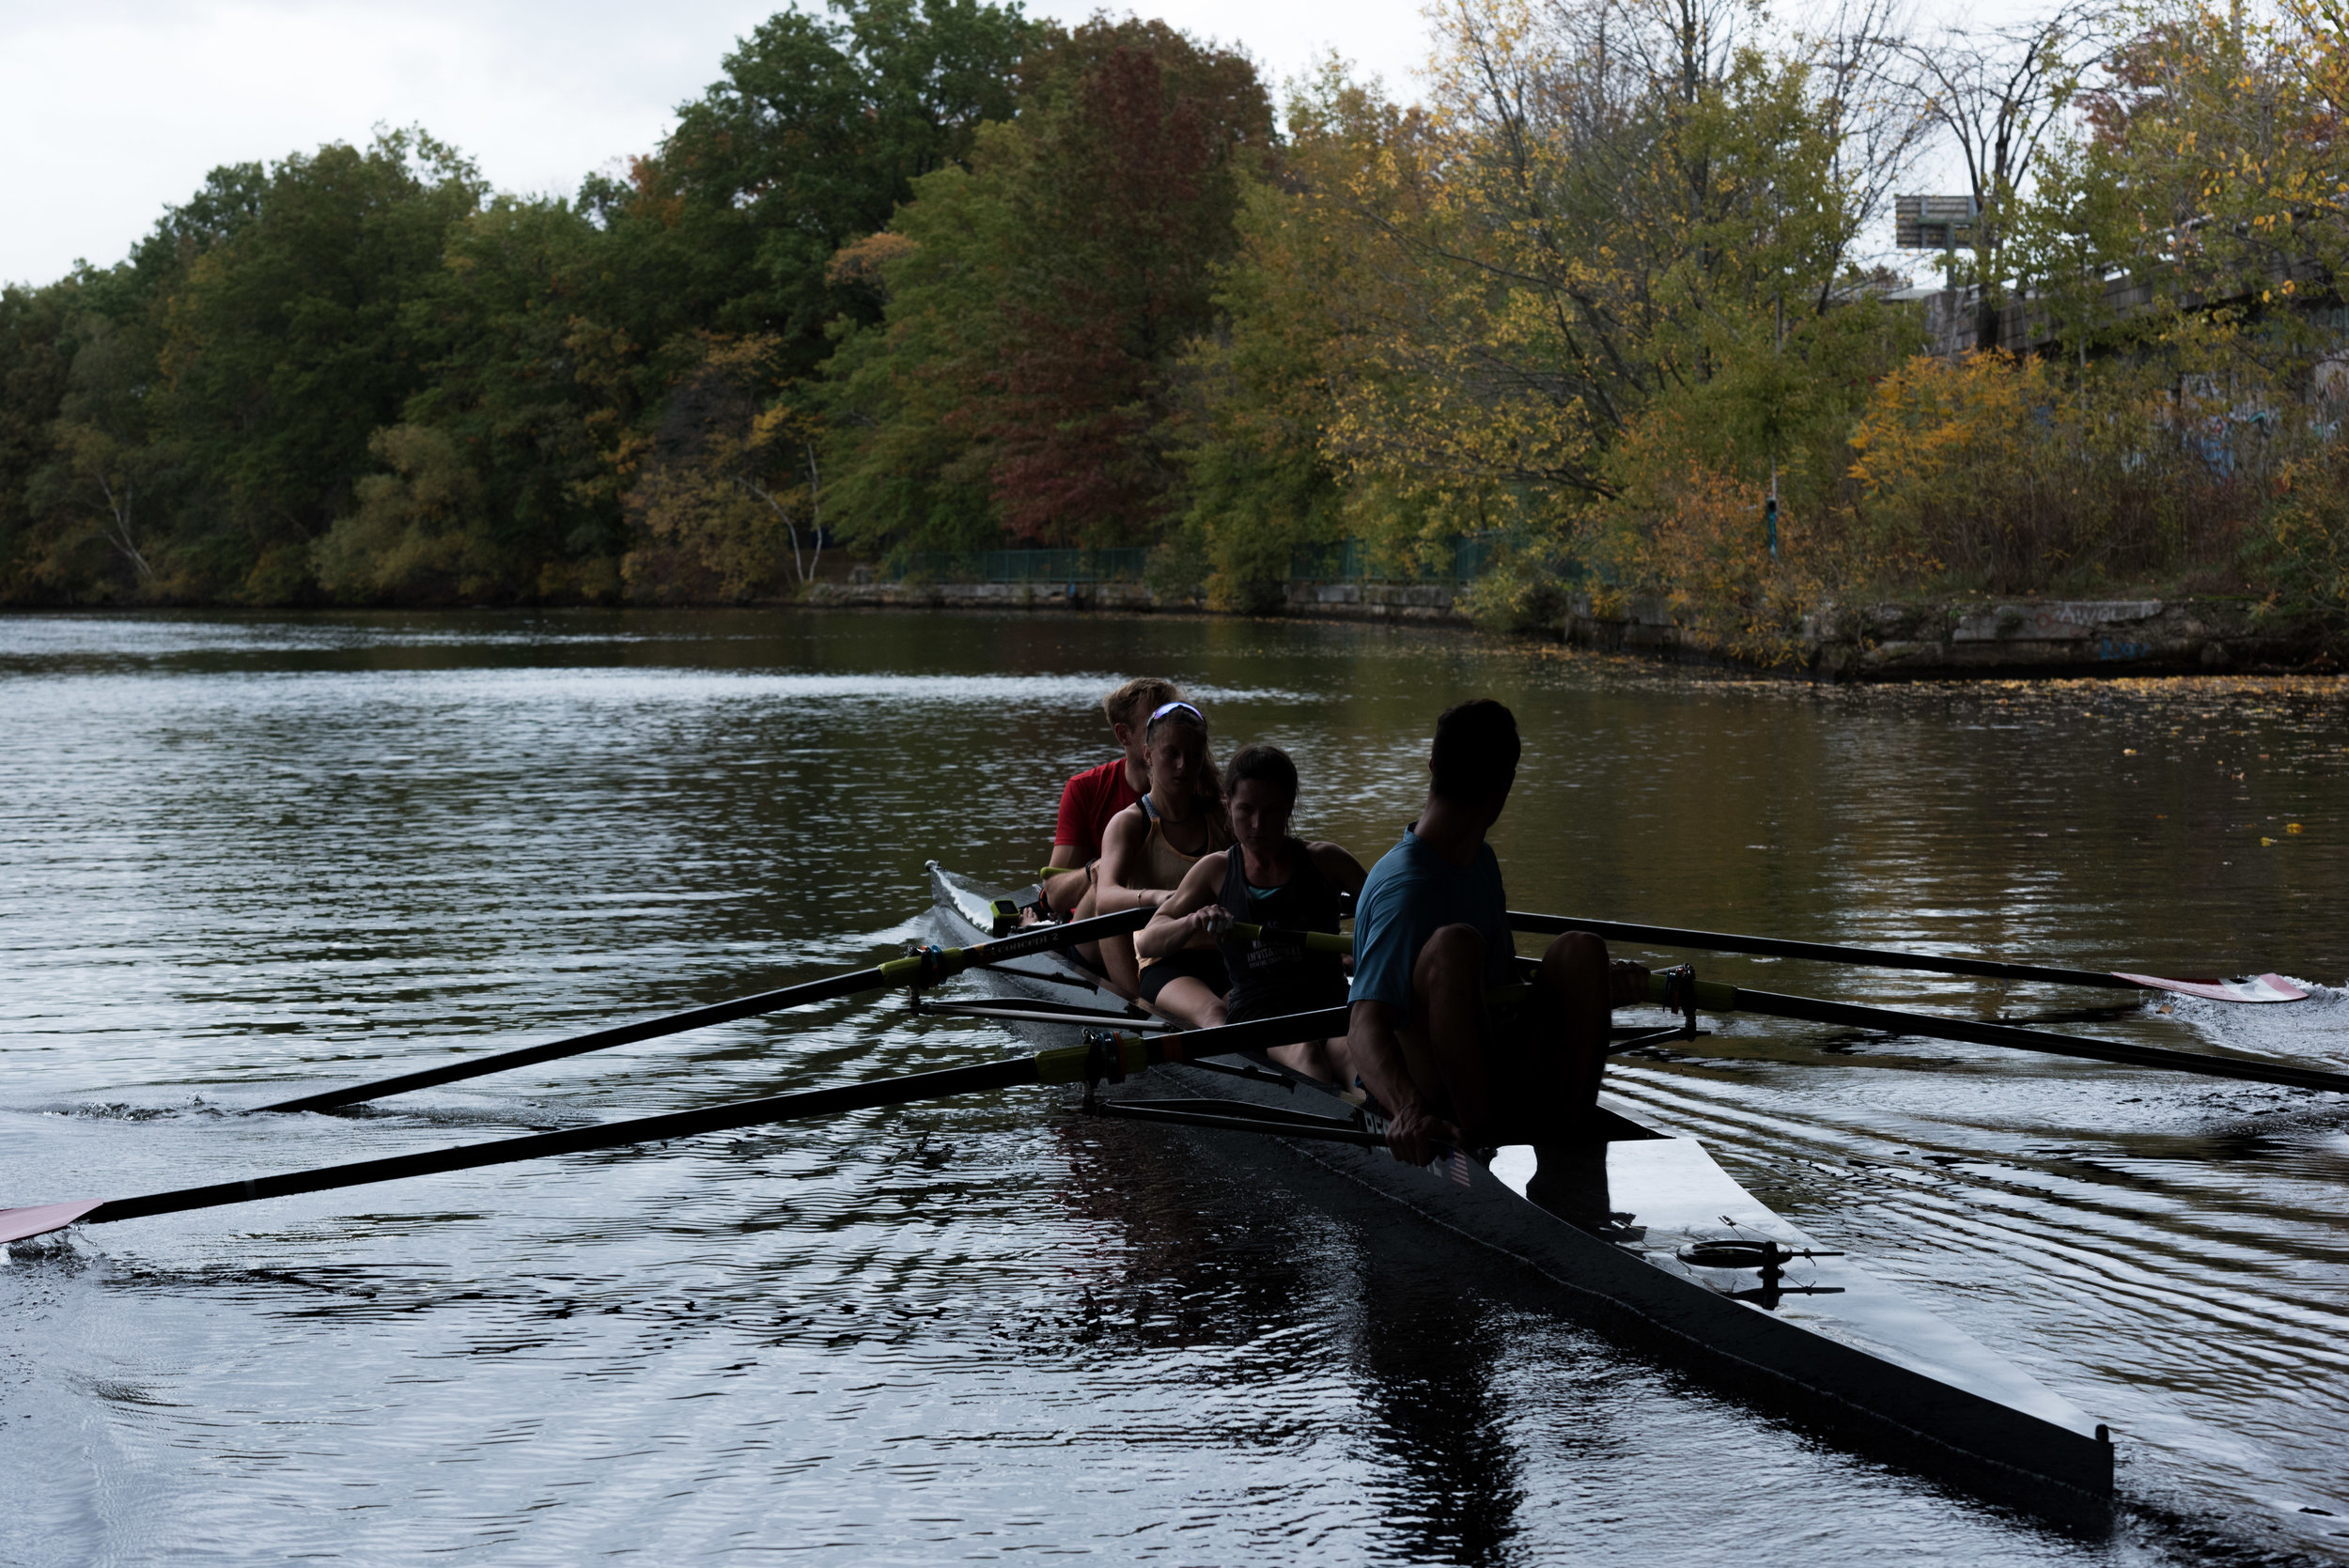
[1138,946,1229,1003]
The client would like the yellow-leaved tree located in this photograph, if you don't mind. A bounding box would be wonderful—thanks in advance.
[621,334,825,603]
[1192,0,1929,637]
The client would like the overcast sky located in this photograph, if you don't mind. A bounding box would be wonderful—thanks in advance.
[0,0,1432,287]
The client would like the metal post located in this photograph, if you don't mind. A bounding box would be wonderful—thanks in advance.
[1768,294,1783,562]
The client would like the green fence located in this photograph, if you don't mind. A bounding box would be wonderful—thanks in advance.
[891,549,1148,582]
[885,536,1511,585]
[1288,534,1506,583]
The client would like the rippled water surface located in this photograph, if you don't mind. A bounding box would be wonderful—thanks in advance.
[3,609,2347,1566]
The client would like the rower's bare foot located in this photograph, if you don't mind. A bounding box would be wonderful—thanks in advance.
[1524,1141,1612,1223]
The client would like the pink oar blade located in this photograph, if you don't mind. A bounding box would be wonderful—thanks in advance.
[2114,972,2311,1004]
[0,1200,103,1245]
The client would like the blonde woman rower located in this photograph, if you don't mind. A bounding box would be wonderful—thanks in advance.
[1095,701,1234,1014]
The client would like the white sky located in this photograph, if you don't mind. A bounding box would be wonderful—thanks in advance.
[0,0,1433,287]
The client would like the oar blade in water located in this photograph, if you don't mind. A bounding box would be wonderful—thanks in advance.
[2113,971,2310,1004]
[0,1199,102,1245]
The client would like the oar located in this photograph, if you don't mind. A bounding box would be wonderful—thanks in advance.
[260,908,1151,1114]
[1648,971,2349,1094]
[1226,921,1351,955]
[0,1006,1356,1249]
[1162,926,2331,1089]
[1517,911,2306,1004]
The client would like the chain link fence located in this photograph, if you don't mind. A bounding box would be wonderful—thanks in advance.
[885,535,1512,585]
[889,549,1149,582]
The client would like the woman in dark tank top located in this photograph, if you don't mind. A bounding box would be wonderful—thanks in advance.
[1216,833,1347,1020]
[1137,743,1368,1081]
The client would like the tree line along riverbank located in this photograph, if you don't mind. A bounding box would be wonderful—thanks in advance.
[7,0,2349,654]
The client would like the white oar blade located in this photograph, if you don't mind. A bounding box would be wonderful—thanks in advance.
[2114,972,2311,1004]
[0,1199,101,1246]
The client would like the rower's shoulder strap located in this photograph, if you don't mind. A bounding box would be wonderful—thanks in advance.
[1140,793,1159,822]
[1218,839,1250,910]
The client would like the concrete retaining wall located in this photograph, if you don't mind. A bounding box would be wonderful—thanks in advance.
[801,577,1472,622]
[798,575,2333,679]
[801,579,1170,612]
[1560,593,2333,677]
[1280,581,1464,621]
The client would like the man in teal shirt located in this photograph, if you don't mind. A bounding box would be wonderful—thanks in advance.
[1347,699,1645,1165]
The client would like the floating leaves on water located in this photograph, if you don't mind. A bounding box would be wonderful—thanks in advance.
[2288,822,2306,833]
[2261,836,2279,846]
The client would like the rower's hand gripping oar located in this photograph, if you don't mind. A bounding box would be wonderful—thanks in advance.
[0,1006,1357,1248]
[1512,910,2307,1005]
[259,907,1153,1114]
[1224,921,1350,955]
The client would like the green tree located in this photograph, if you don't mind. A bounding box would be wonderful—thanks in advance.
[156,129,485,598]
[0,281,79,598]
[1175,71,1398,607]
[388,194,638,599]
[311,423,499,599]
[823,16,1274,555]
[621,333,827,601]
[626,0,1034,376]
[44,315,178,591]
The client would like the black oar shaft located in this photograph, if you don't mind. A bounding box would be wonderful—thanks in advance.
[1694,981,2349,1094]
[101,1057,1045,1226]
[1149,1007,1351,1057]
[1517,911,2136,990]
[261,970,888,1114]
[262,908,1150,1114]
[84,1007,1359,1232]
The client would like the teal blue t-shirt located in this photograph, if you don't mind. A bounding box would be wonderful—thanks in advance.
[1349,830,1516,1014]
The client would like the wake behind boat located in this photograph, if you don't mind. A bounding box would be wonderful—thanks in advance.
[928,862,2116,1527]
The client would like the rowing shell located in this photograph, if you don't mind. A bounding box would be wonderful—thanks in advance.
[926,864,2115,1527]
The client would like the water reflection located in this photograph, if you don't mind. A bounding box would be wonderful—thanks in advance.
[1353,1256,1525,1565]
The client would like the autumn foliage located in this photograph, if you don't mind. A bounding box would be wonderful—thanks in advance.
[10,0,2349,624]
[822,19,1270,553]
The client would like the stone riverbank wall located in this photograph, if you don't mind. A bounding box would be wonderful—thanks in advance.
[798,579,2337,678]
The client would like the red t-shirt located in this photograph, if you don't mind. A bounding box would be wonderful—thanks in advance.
[1053,757,1141,862]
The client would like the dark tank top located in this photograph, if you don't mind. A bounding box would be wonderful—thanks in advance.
[1216,839,1348,1023]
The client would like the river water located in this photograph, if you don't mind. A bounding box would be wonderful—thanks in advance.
[1,609,2344,1566]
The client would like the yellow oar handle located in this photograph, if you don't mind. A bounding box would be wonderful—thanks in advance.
[1648,970,1740,1011]
[1226,921,1352,955]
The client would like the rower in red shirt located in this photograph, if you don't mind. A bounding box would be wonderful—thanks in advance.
[1040,678,1180,959]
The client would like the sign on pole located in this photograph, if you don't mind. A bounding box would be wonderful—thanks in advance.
[1895,195,1979,251]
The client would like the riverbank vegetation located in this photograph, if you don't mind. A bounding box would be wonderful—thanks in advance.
[6,0,2349,645]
